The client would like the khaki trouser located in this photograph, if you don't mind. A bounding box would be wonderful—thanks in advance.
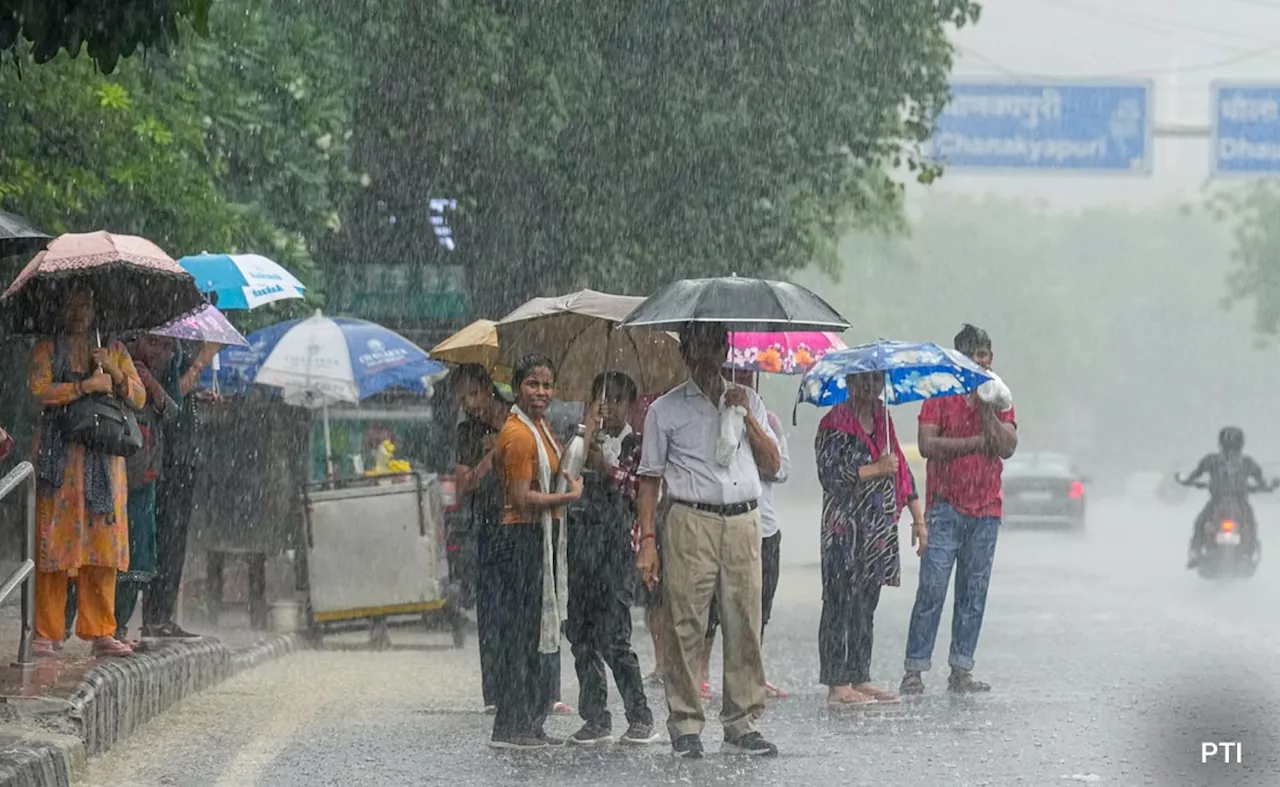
[661,502,765,740]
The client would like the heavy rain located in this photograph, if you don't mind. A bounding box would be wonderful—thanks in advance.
[0,0,1277,785]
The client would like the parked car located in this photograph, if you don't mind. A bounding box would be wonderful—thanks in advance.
[1002,452,1088,530]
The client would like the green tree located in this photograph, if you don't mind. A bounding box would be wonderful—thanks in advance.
[326,0,982,319]
[1207,181,1280,339]
[0,0,365,330]
[0,0,212,73]
[0,50,236,259]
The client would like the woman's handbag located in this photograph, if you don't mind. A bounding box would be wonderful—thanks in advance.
[60,393,143,457]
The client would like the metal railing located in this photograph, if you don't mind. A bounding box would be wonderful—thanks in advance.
[0,462,36,667]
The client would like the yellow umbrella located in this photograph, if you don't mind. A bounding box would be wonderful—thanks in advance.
[430,319,511,383]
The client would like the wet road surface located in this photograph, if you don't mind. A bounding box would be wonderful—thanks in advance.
[79,498,1280,786]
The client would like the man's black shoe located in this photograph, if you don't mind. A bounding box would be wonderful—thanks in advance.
[671,734,704,758]
[721,731,778,757]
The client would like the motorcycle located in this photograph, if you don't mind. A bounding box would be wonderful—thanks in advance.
[1177,475,1276,579]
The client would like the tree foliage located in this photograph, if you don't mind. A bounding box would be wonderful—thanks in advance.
[1206,181,1280,339]
[0,0,363,330]
[326,0,982,317]
[0,0,212,73]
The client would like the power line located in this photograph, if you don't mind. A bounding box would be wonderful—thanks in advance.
[955,42,1280,81]
[1032,0,1280,52]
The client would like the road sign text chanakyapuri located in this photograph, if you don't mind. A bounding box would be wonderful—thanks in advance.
[929,82,1151,173]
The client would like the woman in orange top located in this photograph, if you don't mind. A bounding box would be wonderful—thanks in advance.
[29,286,145,658]
[488,354,584,750]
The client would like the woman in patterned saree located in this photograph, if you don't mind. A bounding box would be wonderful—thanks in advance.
[815,372,927,705]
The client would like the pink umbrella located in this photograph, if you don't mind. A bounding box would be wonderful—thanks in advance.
[150,303,249,347]
[1,230,204,334]
[726,331,847,375]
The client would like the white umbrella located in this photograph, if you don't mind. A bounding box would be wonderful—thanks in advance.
[252,310,446,477]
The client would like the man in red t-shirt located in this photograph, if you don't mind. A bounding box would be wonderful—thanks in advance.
[901,324,1018,696]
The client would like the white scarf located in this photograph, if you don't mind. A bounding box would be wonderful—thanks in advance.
[511,404,568,654]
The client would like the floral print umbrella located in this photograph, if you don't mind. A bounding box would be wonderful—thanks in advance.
[798,340,993,408]
[725,331,846,375]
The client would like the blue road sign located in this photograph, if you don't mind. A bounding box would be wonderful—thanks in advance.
[1212,83,1280,175]
[928,81,1152,173]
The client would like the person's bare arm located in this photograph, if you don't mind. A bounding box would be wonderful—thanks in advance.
[743,413,781,478]
[635,475,662,588]
[917,423,985,460]
[506,473,582,519]
[179,342,221,396]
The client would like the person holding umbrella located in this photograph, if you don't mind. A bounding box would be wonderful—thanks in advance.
[635,322,781,758]
[622,274,850,757]
[3,231,211,652]
[564,371,661,746]
[816,371,926,706]
[28,285,145,657]
[697,369,790,702]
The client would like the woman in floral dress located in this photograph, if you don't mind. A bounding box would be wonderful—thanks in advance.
[815,372,928,705]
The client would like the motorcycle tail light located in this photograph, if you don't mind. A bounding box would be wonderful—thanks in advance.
[1068,480,1085,499]
[1222,520,1236,532]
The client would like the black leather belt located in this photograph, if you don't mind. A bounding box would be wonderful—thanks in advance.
[673,499,758,516]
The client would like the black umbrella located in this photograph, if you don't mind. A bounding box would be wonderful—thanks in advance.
[0,210,51,258]
[619,275,851,333]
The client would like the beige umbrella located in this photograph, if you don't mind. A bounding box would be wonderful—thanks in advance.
[496,289,684,401]
[430,319,510,383]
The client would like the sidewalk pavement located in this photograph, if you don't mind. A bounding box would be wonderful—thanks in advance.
[0,607,298,787]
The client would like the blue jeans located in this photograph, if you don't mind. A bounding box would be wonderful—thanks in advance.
[904,502,999,673]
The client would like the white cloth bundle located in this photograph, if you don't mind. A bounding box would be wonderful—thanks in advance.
[976,370,1014,412]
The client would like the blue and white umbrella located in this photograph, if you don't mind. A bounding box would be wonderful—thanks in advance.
[178,252,306,310]
[797,340,992,408]
[204,311,447,474]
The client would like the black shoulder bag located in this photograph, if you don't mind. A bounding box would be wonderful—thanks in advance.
[56,340,144,458]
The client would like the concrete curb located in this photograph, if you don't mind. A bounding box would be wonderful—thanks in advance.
[0,634,300,786]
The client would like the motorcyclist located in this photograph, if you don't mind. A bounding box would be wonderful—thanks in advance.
[1177,427,1276,568]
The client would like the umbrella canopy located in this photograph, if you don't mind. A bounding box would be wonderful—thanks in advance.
[229,311,447,405]
[1,231,204,334]
[430,319,510,383]
[798,340,992,408]
[178,252,306,310]
[150,303,249,347]
[0,210,51,259]
[619,276,850,333]
[726,331,846,375]
[496,289,685,401]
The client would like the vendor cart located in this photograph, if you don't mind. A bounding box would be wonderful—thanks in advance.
[296,400,466,649]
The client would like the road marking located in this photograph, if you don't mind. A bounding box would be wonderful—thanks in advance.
[210,674,330,787]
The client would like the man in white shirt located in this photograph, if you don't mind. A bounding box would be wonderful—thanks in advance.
[700,372,789,700]
[635,322,781,758]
